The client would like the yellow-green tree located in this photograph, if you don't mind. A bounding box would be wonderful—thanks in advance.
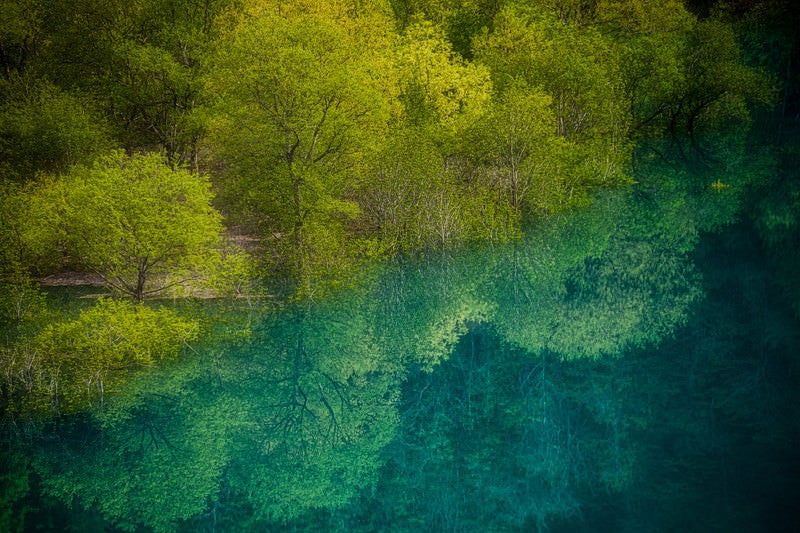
[206,9,393,296]
[474,5,632,189]
[358,20,495,252]
[0,78,112,182]
[34,0,234,165]
[24,151,223,302]
[394,19,491,140]
[466,82,571,219]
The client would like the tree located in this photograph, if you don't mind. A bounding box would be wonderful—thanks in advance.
[34,0,233,166]
[591,1,773,156]
[394,19,492,138]
[665,17,773,158]
[0,78,112,182]
[206,9,393,295]
[358,128,449,254]
[473,5,632,190]
[24,151,223,302]
[0,183,47,332]
[354,21,494,253]
[593,0,695,136]
[466,82,571,218]
[386,0,502,58]
[0,0,43,79]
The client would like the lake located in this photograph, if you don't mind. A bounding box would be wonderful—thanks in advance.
[3,151,799,532]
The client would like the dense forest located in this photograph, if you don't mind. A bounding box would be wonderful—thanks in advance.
[1,0,800,531]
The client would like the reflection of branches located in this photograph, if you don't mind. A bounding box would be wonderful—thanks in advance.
[514,353,586,530]
[259,369,355,453]
[118,401,186,456]
[317,382,342,442]
[259,381,316,453]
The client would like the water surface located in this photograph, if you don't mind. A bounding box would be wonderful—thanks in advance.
[5,155,799,532]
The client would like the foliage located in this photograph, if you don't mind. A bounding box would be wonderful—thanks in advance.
[465,81,574,218]
[474,5,632,194]
[204,243,261,300]
[0,0,772,300]
[0,183,47,333]
[395,20,492,136]
[0,2,795,529]
[31,0,234,164]
[0,0,43,78]
[23,151,223,301]
[0,298,198,417]
[206,8,392,295]
[0,77,112,182]
[26,288,401,531]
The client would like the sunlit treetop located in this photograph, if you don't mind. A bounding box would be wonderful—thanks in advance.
[23,151,223,301]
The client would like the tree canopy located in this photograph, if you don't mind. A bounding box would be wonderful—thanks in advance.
[23,151,223,301]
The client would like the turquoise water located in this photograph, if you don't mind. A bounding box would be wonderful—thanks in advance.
[3,153,799,531]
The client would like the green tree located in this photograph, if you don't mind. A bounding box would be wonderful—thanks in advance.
[356,21,495,252]
[0,183,45,327]
[466,82,571,218]
[666,17,774,157]
[358,128,448,254]
[359,126,509,253]
[24,151,223,302]
[592,2,773,155]
[0,78,112,182]
[474,5,632,190]
[594,0,695,135]
[206,9,392,295]
[0,0,43,79]
[394,19,491,138]
[35,0,232,165]
[387,0,502,58]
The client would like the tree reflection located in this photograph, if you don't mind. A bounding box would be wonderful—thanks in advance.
[31,293,402,532]
[13,152,800,532]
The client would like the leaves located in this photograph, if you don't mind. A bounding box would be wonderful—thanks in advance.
[33,299,197,410]
[206,9,392,294]
[0,78,112,181]
[395,20,492,134]
[23,151,223,300]
[1,298,199,417]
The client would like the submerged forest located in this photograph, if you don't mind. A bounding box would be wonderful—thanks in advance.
[1,0,799,531]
